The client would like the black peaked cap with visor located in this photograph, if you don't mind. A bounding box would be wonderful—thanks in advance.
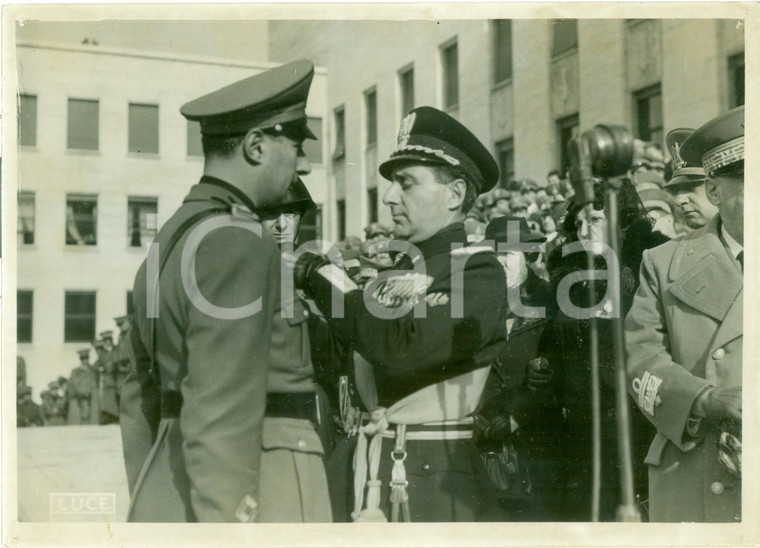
[180,59,317,141]
[379,106,500,193]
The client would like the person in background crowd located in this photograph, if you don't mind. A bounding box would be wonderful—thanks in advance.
[294,106,507,522]
[121,60,330,523]
[18,386,43,427]
[492,188,512,218]
[664,128,719,232]
[637,187,679,239]
[529,178,666,521]
[94,338,119,424]
[625,106,744,522]
[67,348,100,425]
[43,382,67,426]
[510,196,529,219]
[485,216,551,333]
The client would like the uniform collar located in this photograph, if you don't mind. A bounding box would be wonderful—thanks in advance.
[193,175,257,213]
[720,219,743,259]
[414,222,467,260]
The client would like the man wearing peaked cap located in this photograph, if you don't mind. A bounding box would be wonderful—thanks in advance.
[664,128,718,231]
[259,177,316,246]
[67,348,99,425]
[625,105,744,522]
[293,106,506,521]
[121,60,330,523]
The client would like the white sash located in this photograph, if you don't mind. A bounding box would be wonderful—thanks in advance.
[351,351,490,521]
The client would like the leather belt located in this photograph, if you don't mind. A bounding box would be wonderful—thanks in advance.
[161,390,319,424]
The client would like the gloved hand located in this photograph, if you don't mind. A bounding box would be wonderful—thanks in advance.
[292,252,330,294]
[692,386,742,421]
[524,357,552,392]
[484,414,514,441]
[718,431,742,477]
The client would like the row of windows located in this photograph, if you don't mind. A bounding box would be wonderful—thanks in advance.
[18,192,158,247]
[17,96,325,164]
[17,289,134,343]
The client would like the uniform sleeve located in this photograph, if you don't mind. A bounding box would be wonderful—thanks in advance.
[624,249,710,450]
[180,225,278,522]
[311,252,506,385]
[119,271,162,495]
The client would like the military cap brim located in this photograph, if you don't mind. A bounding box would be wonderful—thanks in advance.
[680,106,744,177]
[181,59,316,139]
[379,106,499,193]
[665,128,706,188]
[99,330,113,339]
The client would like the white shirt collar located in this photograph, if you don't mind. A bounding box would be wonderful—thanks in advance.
[720,223,743,259]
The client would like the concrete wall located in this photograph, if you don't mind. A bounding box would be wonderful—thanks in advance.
[15,42,328,398]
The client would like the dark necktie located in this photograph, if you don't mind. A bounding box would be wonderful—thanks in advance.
[737,250,743,273]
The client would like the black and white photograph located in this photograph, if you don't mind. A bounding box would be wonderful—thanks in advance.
[2,3,758,546]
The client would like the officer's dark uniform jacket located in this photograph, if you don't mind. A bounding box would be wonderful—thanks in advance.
[309,223,507,521]
[120,176,324,523]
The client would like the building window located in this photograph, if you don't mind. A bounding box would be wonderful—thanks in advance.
[552,20,578,57]
[367,187,378,224]
[187,120,203,157]
[64,291,96,343]
[67,98,99,151]
[365,89,378,148]
[556,114,580,175]
[333,107,346,159]
[399,66,415,116]
[127,197,158,247]
[297,207,322,246]
[129,103,159,154]
[303,117,323,164]
[19,94,37,147]
[18,191,35,245]
[728,52,745,108]
[495,138,515,188]
[66,194,97,246]
[126,291,135,316]
[337,199,346,241]
[441,40,459,110]
[492,20,513,84]
[17,290,33,343]
[633,84,663,145]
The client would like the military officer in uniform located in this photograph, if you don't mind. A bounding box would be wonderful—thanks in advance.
[664,129,719,232]
[67,348,100,425]
[120,60,331,523]
[294,106,507,521]
[44,382,67,426]
[625,106,744,522]
[94,339,119,424]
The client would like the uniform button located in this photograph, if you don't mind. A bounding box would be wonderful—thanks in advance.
[303,309,309,318]
[421,463,430,471]
[712,348,726,360]
[297,439,306,449]
[711,481,724,495]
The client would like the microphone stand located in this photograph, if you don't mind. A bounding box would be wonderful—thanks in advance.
[603,178,641,522]
[568,138,640,522]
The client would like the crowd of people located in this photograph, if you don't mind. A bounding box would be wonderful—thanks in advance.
[16,316,132,427]
[104,60,741,524]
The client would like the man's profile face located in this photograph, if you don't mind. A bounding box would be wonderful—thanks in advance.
[671,180,719,229]
[258,134,311,208]
[384,163,453,243]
